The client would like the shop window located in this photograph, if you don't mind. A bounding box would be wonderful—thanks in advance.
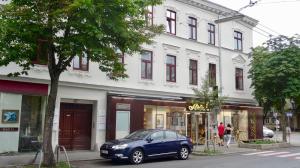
[19,95,43,152]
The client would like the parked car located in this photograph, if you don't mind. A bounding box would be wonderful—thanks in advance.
[100,129,193,164]
[263,126,274,138]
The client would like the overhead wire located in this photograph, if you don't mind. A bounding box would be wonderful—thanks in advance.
[258,0,300,5]
[234,0,283,39]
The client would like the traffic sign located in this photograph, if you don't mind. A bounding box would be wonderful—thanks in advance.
[286,112,293,117]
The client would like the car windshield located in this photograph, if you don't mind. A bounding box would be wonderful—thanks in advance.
[124,130,152,139]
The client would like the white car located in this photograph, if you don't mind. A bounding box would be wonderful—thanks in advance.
[263,126,274,138]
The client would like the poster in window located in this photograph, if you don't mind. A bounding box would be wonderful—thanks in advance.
[156,114,164,129]
[2,110,19,123]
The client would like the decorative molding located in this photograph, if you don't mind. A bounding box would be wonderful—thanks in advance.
[163,43,181,55]
[176,0,258,27]
[205,53,219,63]
[232,54,246,65]
[186,49,201,57]
[31,65,48,73]
[67,70,92,78]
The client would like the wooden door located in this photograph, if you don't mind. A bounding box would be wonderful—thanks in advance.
[59,103,92,150]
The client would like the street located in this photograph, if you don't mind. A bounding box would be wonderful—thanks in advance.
[72,147,300,168]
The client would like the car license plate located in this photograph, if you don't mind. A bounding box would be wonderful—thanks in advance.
[101,150,108,154]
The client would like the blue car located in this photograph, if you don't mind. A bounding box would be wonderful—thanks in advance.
[100,129,193,164]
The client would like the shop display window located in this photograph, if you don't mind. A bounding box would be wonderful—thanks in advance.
[19,95,44,152]
[143,105,186,135]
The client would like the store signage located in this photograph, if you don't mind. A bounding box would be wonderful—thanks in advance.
[187,103,210,112]
[0,127,18,132]
[116,103,131,110]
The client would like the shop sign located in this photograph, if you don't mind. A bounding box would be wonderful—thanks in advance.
[187,103,210,112]
[116,103,131,110]
[0,127,18,132]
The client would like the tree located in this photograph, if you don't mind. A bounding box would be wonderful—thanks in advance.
[249,35,300,142]
[0,0,162,166]
[191,74,225,150]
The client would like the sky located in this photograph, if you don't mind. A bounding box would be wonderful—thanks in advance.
[209,0,300,46]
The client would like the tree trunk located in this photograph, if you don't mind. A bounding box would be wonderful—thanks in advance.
[42,76,59,167]
[280,100,287,142]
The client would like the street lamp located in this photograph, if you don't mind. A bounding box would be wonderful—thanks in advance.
[214,14,245,96]
[213,13,245,136]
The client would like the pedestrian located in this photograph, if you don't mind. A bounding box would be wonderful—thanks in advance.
[218,122,225,146]
[224,123,232,148]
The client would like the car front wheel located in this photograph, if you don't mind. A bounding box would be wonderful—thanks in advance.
[178,146,189,160]
[130,148,144,164]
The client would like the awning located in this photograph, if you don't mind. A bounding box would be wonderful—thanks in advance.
[0,79,48,96]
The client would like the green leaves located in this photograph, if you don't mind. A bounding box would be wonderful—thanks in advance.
[0,0,163,79]
[249,35,300,112]
[191,74,225,112]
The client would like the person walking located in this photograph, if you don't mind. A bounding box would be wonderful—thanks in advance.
[224,123,232,148]
[218,122,225,146]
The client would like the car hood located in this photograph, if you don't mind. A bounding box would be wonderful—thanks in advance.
[104,138,139,145]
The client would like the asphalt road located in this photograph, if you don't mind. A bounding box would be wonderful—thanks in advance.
[72,147,300,168]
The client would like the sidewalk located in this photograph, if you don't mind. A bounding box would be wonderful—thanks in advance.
[192,143,257,155]
[0,150,100,167]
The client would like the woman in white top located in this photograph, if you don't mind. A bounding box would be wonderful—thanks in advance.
[224,123,232,148]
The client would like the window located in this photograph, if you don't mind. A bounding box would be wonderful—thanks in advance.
[141,51,153,79]
[73,53,89,71]
[118,53,124,64]
[166,10,176,35]
[165,131,177,140]
[146,6,153,26]
[209,63,216,87]
[235,68,244,90]
[33,39,48,65]
[166,55,176,82]
[188,17,197,40]
[151,131,165,140]
[234,31,243,51]
[208,23,215,45]
[189,59,198,85]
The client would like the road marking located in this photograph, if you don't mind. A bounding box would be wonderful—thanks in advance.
[277,153,300,158]
[260,152,290,156]
[242,151,274,156]
[295,157,300,160]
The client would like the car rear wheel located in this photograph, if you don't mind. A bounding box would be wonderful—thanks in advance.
[178,146,189,160]
[130,148,144,164]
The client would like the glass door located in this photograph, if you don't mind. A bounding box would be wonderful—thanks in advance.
[116,111,130,139]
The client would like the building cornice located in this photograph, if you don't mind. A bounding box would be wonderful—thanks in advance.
[176,0,258,27]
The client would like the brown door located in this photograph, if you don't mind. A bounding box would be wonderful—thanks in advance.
[59,103,92,150]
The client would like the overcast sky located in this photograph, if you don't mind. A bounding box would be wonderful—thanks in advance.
[209,0,300,46]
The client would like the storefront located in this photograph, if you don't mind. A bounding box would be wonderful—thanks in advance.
[106,95,187,141]
[0,79,48,153]
[106,95,263,142]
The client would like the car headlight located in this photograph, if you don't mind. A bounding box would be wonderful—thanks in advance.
[112,144,128,150]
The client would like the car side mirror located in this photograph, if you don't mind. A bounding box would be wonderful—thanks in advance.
[146,137,153,143]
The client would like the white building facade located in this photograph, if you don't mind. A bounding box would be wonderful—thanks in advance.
[0,0,262,153]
